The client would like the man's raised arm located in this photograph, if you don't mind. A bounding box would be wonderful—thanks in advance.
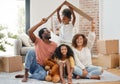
[28,18,48,43]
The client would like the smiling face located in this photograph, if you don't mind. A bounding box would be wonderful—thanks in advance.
[76,36,84,46]
[60,45,68,57]
[72,34,87,48]
[62,16,70,24]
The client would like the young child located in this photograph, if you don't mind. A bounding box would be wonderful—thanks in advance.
[54,44,74,84]
[57,6,76,46]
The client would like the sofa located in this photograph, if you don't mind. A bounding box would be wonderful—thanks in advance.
[14,33,34,63]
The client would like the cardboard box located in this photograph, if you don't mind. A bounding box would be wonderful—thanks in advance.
[97,54,119,69]
[118,40,120,55]
[0,57,4,72]
[97,40,119,54]
[2,56,23,72]
[119,56,120,67]
[92,55,98,66]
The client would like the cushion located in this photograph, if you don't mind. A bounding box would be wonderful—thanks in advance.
[19,33,34,47]
[21,46,34,55]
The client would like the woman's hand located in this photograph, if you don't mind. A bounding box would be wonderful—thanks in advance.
[91,21,95,32]
[82,69,88,77]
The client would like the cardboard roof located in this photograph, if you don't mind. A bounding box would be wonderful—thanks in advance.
[47,1,93,21]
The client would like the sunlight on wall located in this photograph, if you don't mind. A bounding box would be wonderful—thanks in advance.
[102,0,120,39]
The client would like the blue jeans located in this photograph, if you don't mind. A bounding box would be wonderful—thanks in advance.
[24,49,47,80]
[73,65,102,78]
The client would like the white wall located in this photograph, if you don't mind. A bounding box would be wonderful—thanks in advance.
[30,0,79,35]
[100,0,120,53]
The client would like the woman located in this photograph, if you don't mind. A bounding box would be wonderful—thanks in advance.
[72,21,103,79]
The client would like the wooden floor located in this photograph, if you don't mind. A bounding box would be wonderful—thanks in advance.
[87,68,120,84]
[91,56,120,84]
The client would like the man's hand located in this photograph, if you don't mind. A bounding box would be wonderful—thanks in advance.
[40,18,48,24]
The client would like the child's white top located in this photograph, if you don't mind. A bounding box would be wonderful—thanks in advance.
[59,23,74,44]
[72,32,96,69]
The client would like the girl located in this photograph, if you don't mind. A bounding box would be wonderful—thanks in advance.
[54,44,74,84]
[57,6,76,46]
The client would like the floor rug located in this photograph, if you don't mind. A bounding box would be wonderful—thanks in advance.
[0,70,120,84]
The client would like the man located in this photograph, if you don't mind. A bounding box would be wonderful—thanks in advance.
[16,18,57,82]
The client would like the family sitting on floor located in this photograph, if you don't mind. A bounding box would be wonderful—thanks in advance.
[15,6,103,84]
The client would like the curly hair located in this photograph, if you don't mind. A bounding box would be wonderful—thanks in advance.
[54,44,74,60]
[72,33,87,48]
[62,8,72,19]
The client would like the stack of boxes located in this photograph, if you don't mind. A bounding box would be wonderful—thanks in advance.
[97,40,119,69]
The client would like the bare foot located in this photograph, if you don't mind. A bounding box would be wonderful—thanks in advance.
[68,78,72,84]
[91,76,100,80]
[68,76,72,84]
[22,73,28,82]
[76,75,81,79]
[15,74,24,78]
[61,79,66,84]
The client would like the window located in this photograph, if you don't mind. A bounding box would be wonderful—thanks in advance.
[0,0,25,55]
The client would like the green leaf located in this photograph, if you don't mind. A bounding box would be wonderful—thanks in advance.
[0,44,6,52]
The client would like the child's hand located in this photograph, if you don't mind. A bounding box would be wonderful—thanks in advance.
[82,69,88,77]
[57,6,62,12]
[69,6,73,11]
[68,6,73,13]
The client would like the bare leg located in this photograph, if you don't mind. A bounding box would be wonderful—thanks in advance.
[22,69,29,82]
[59,62,66,84]
[66,60,72,84]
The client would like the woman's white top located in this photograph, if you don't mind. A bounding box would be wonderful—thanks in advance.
[59,23,74,44]
[72,32,96,69]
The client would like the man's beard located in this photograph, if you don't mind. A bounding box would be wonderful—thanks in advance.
[45,35,51,39]
[47,36,51,39]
